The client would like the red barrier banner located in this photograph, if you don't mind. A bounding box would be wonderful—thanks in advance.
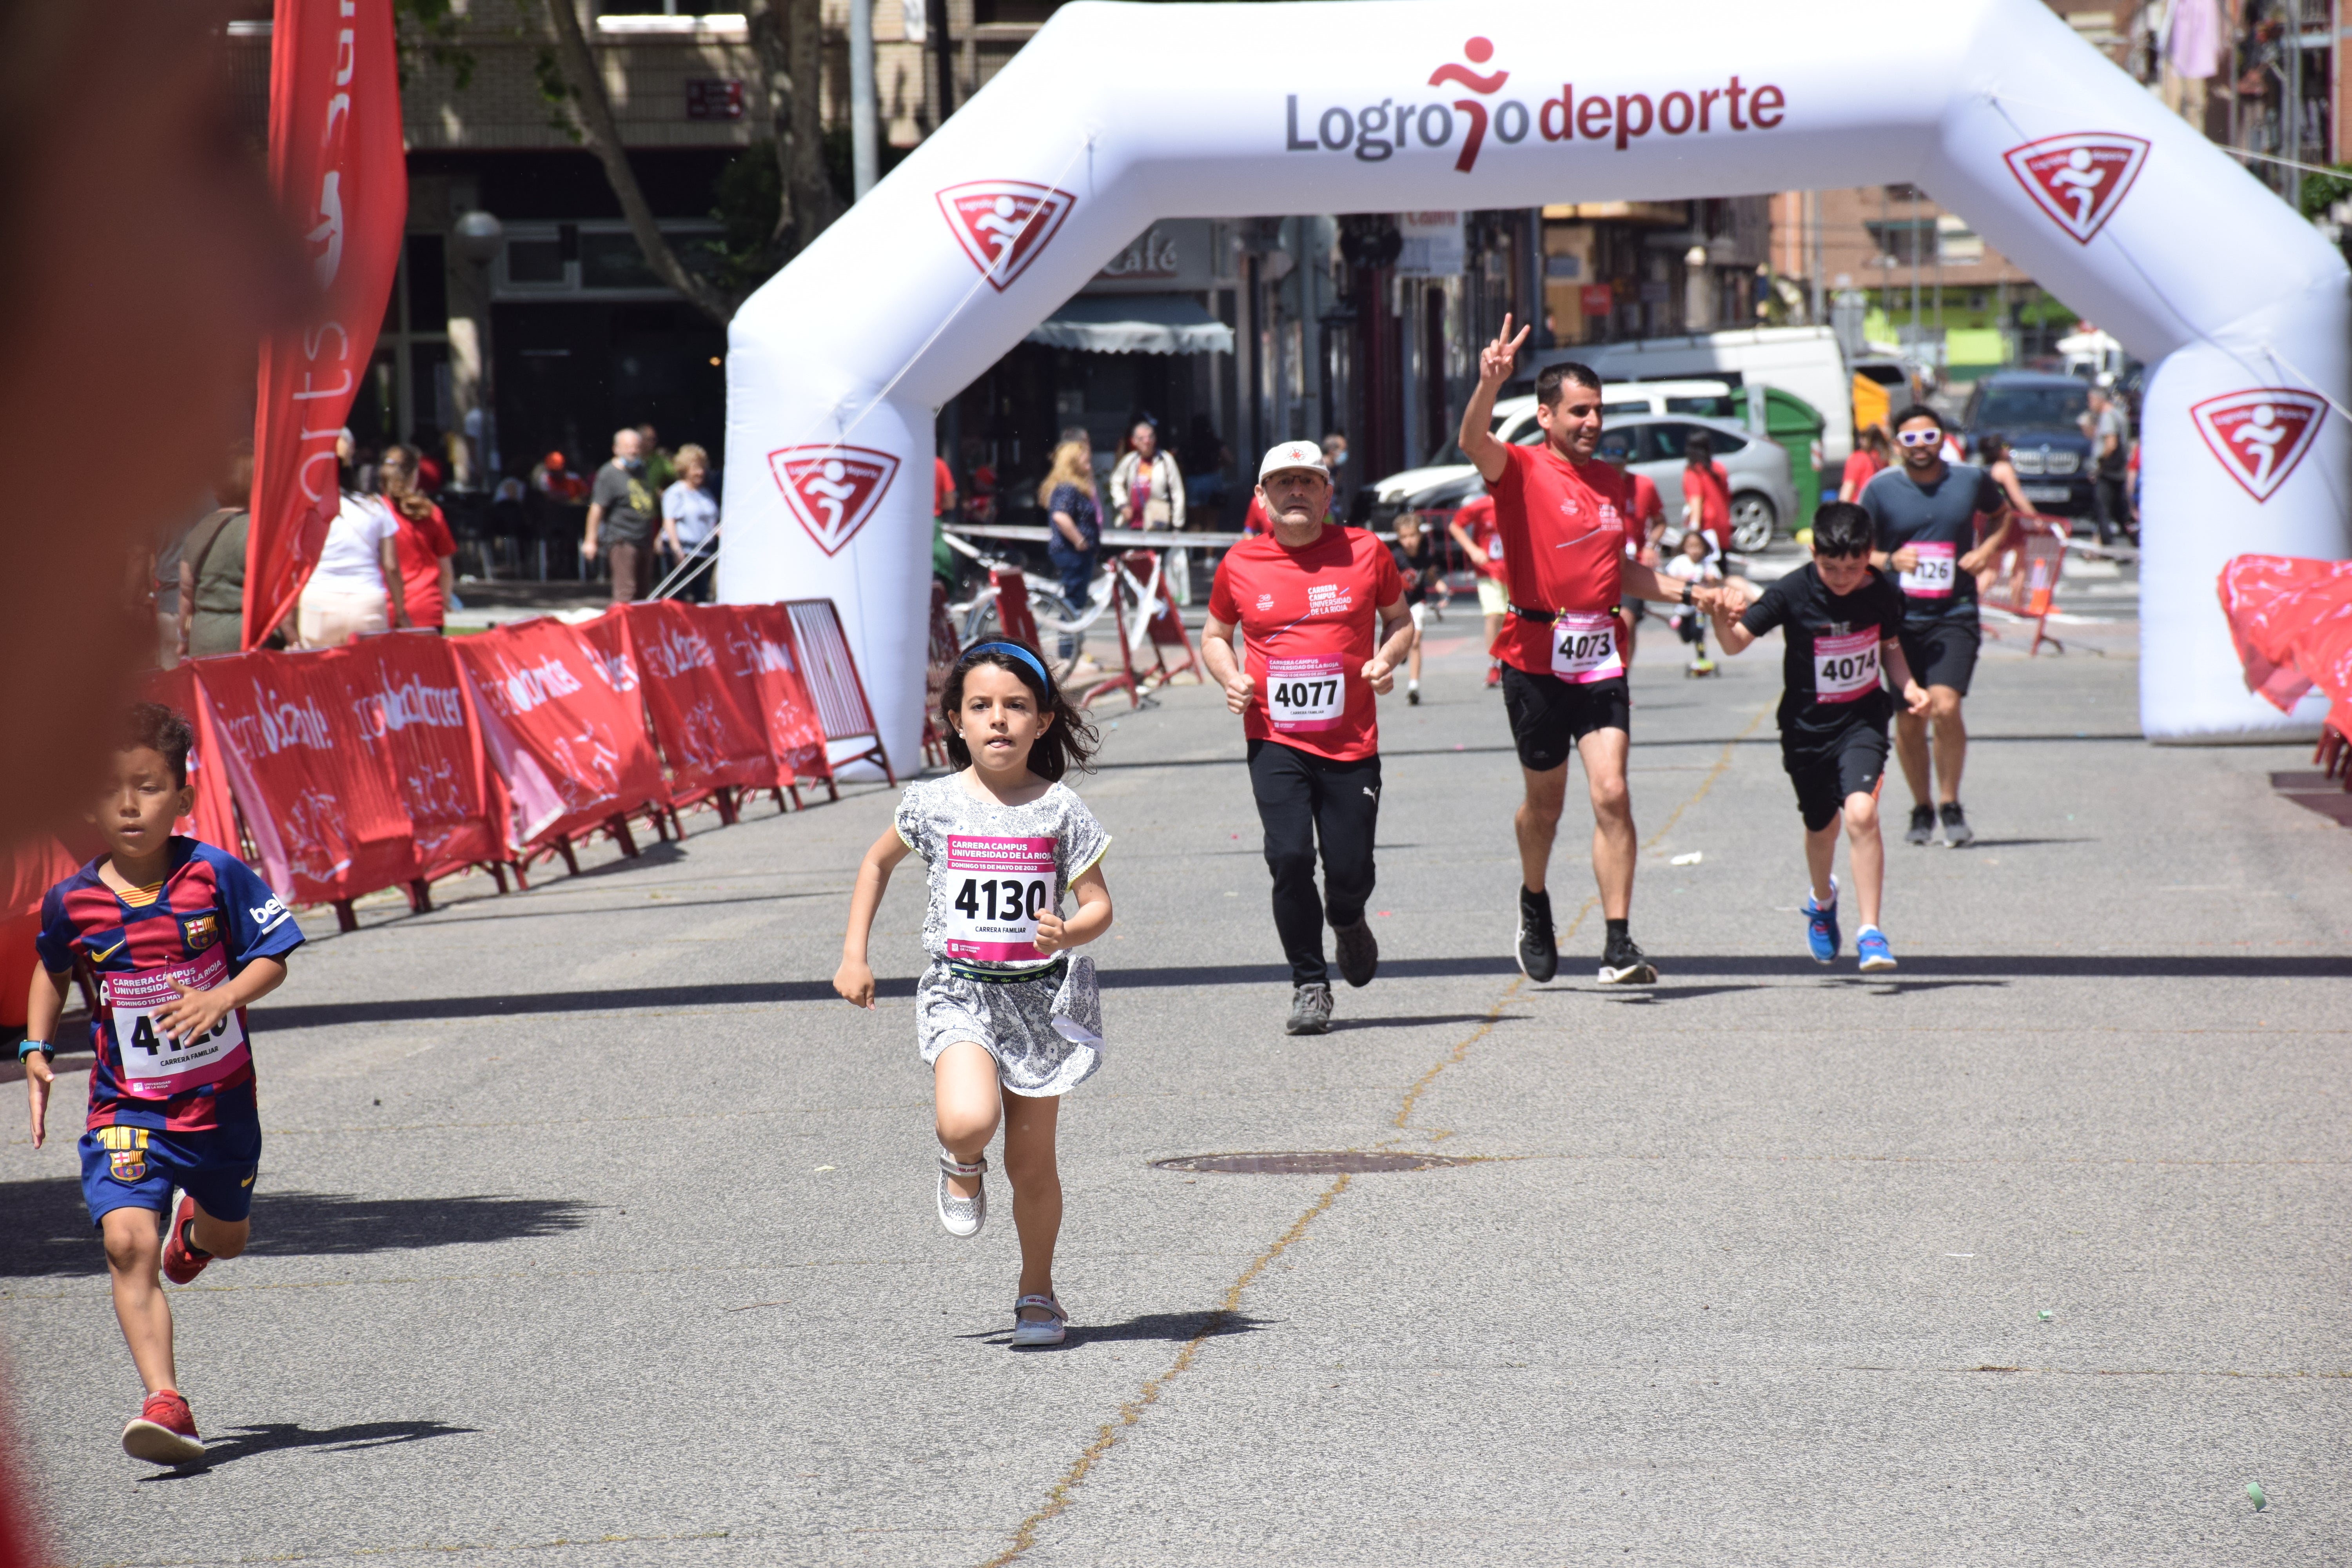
[723,604,829,784]
[620,603,777,800]
[140,664,243,855]
[246,0,408,647]
[188,650,418,903]
[2218,554,2352,715]
[338,633,501,879]
[452,616,666,851]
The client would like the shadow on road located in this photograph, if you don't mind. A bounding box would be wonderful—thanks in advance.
[247,951,2352,1033]
[958,1310,1274,1350]
[0,1180,596,1278]
[136,1419,481,1478]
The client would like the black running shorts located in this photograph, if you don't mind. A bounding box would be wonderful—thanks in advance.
[1785,722,1891,833]
[1898,618,1981,697]
[1501,664,1630,773]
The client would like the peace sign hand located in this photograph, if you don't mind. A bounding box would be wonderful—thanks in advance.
[1478,314,1532,389]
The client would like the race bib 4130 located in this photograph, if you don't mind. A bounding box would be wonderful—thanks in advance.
[942,835,1055,964]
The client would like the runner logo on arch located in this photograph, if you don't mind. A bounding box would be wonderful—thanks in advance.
[2190,389,2327,502]
[2004,133,2149,243]
[768,445,901,555]
[936,180,1076,292]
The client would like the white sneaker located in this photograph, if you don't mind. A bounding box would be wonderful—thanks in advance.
[936,1152,986,1238]
[1011,1293,1067,1347]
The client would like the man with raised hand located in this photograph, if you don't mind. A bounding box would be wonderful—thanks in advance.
[1202,442,1414,1036]
[1860,405,2014,848]
[1457,319,1722,985]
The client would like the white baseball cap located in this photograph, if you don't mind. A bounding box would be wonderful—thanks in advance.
[1257,440,1330,483]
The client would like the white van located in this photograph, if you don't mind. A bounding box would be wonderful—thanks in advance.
[1522,326,1856,465]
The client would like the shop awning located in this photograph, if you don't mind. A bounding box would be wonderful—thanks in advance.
[1025,294,1235,355]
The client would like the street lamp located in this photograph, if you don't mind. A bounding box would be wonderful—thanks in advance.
[452,209,504,266]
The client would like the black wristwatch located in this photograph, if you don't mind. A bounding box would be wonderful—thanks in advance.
[1681,583,1695,607]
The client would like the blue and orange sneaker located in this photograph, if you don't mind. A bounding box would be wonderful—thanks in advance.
[160,1194,213,1285]
[1857,926,1897,973]
[1802,877,1840,964]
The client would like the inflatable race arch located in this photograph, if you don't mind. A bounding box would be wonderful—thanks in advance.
[720,0,2351,766]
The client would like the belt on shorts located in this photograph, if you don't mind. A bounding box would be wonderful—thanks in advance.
[943,957,1066,985]
[1510,603,1625,624]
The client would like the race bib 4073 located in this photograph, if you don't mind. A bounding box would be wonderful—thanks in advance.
[1549,610,1624,684]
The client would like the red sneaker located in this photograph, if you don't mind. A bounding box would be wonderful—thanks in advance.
[1483,662,1502,689]
[160,1194,212,1285]
[122,1389,207,1466]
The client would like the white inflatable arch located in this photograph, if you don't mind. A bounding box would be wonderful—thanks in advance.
[721,0,2350,764]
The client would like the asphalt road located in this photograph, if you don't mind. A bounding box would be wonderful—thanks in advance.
[2,608,2345,1567]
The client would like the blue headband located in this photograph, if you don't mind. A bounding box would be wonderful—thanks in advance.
[964,641,1054,693]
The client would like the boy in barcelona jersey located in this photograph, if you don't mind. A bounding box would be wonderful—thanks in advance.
[1708,503,1931,971]
[22,704,302,1466]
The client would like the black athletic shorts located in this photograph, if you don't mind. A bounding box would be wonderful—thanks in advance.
[1898,618,1981,697]
[1785,722,1891,833]
[1501,664,1630,773]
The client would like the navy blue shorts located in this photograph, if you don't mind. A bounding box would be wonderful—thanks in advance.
[78,1121,261,1229]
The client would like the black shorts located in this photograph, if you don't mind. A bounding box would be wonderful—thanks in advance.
[1786,722,1891,833]
[1899,618,1981,697]
[1501,665,1630,773]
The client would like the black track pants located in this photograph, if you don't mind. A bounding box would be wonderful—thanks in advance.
[1247,738,1381,987]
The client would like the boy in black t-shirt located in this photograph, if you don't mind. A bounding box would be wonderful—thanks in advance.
[1710,503,1929,971]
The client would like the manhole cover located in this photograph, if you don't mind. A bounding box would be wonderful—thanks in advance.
[1150,1151,1472,1175]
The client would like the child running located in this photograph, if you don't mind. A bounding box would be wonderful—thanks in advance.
[1662,529,1724,676]
[1707,503,1929,971]
[834,641,1112,1348]
[23,704,302,1465]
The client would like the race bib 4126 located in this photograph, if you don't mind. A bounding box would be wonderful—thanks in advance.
[1900,541,1957,599]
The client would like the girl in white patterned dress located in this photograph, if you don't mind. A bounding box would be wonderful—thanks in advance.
[835,641,1112,1347]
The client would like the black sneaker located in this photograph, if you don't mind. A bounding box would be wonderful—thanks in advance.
[1407,684,1421,705]
[1597,931,1658,985]
[1905,804,1936,846]
[1515,887,1558,983]
[1939,802,1975,847]
[1332,920,1379,988]
[1285,983,1334,1035]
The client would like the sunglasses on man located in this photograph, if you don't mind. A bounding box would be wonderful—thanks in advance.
[1896,428,1943,448]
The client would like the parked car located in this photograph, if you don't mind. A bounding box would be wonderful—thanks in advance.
[1520,326,1858,467]
[1958,370,2094,517]
[1368,403,1796,554]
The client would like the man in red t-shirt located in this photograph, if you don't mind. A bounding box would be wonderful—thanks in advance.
[1458,319,1726,987]
[1446,491,1508,688]
[1680,432,1733,560]
[1204,440,1414,1037]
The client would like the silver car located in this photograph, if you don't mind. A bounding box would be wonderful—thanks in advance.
[1594,414,1795,554]
[1368,402,1796,553]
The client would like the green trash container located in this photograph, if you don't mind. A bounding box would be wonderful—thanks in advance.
[1734,386,1826,535]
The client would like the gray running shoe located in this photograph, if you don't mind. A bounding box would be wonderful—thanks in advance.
[1905,804,1936,846]
[1332,920,1379,988]
[1286,982,1334,1035]
[1011,1294,1067,1348]
[1939,802,1975,847]
[936,1152,986,1238]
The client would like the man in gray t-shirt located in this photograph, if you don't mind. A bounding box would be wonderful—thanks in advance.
[2087,385,2133,547]
[1859,405,2015,849]
[583,427,659,601]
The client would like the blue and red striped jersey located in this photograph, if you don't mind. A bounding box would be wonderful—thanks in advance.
[36,837,303,1132]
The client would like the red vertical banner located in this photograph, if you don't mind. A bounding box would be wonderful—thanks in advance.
[187,650,419,904]
[724,605,829,785]
[621,603,777,801]
[338,634,501,879]
[245,0,408,648]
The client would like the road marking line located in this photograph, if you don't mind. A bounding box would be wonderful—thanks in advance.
[976,701,1770,1568]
